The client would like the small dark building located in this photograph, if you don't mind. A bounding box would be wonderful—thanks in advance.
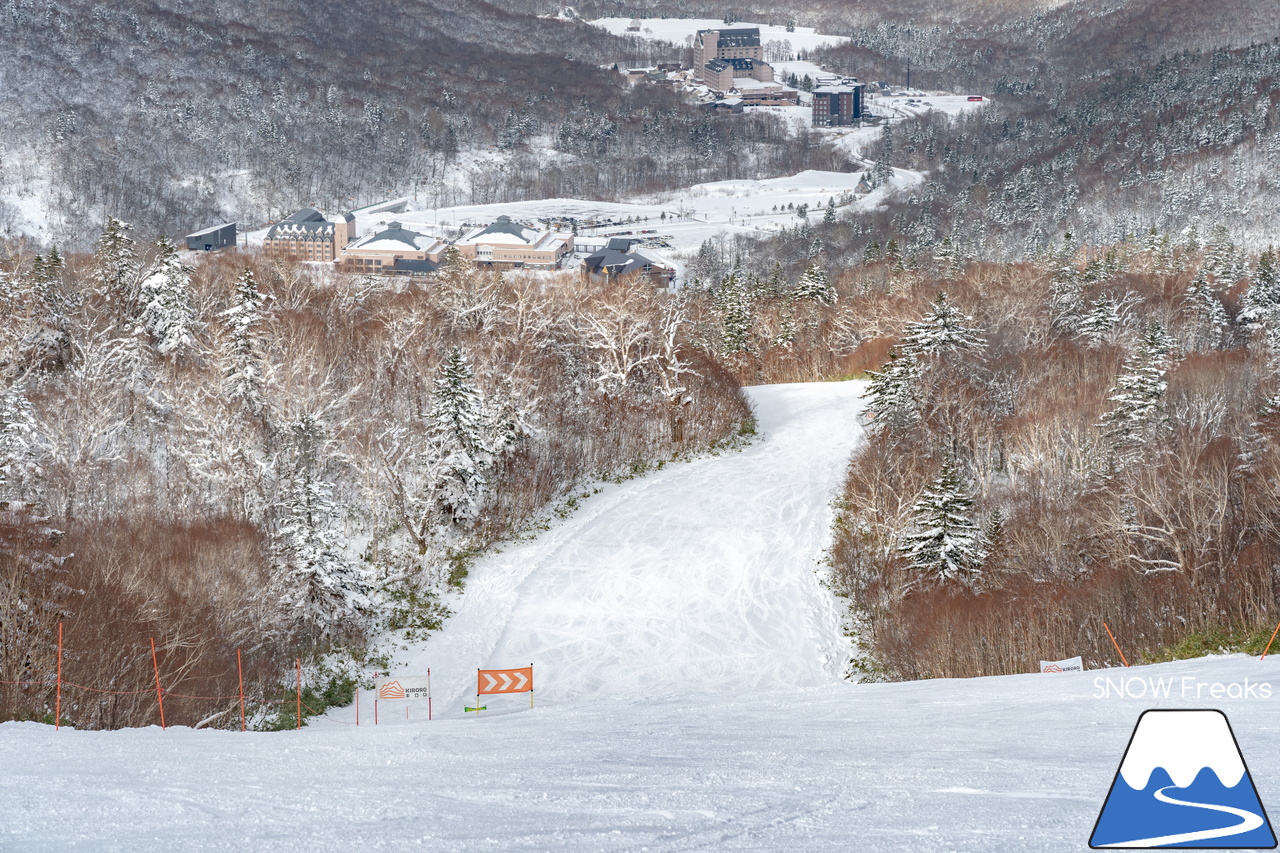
[582,246,674,286]
[185,222,237,251]
[812,83,863,127]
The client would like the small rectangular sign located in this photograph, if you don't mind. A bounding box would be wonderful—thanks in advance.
[375,674,431,701]
[1040,656,1084,673]
[478,666,533,695]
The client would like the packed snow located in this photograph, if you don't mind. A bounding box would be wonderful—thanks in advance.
[3,381,1280,851]
[400,381,867,710]
[4,661,1279,850]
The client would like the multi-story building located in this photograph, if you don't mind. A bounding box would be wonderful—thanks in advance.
[337,222,450,275]
[263,209,355,262]
[812,83,864,126]
[694,27,777,92]
[453,216,573,269]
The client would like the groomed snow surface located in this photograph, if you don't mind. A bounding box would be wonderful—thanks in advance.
[4,382,1280,851]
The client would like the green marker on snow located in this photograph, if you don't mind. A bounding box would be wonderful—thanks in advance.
[465,706,486,713]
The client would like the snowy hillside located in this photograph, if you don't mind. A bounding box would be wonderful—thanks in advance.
[3,381,1280,850]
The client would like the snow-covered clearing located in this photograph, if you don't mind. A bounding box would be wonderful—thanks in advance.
[769,60,830,84]
[364,169,923,264]
[591,18,849,53]
[0,150,57,240]
[876,94,989,122]
[4,381,1280,850]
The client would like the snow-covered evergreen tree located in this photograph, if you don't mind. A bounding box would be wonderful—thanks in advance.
[934,236,963,278]
[1204,225,1245,283]
[898,457,985,585]
[138,237,197,358]
[823,196,837,224]
[1079,294,1120,346]
[485,378,533,460]
[715,268,754,355]
[222,269,265,415]
[868,124,894,188]
[1184,271,1229,348]
[276,414,370,636]
[864,293,984,431]
[900,291,986,357]
[863,346,921,429]
[1239,248,1280,349]
[424,348,493,529]
[93,216,139,307]
[0,383,40,500]
[1099,320,1174,453]
[793,261,836,305]
[1049,260,1085,335]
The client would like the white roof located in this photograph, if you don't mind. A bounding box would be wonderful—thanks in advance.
[347,229,442,253]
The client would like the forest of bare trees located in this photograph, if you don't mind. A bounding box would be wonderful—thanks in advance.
[0,232,749,728]
[818,237,1280,679]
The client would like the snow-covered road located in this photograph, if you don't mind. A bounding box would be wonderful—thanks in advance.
[408,381,868,711]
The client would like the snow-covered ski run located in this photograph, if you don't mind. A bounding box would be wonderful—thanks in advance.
[406,380,868,711]
[3,381,1278,852]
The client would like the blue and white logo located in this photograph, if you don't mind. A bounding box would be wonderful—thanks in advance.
[1091,709,1276,848]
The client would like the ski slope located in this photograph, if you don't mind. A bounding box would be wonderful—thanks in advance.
[404,380,868,711]
[4,381,1280,851]
[4,656,1279,851]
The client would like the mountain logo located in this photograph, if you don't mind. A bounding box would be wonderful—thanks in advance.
[378,680,406,700]
[1090,709,1277,849]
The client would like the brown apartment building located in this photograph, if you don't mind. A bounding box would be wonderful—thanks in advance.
[263,209,355,262]
[453,216,573,269]
[338,221,449,274]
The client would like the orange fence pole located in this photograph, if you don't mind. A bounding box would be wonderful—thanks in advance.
[1261,620,1280,661]
[150,638,166,730]
[1103,622,1130,668]
[355,687,359,727]
[56,617,63,732]
[237,649,246,732]
[295,659,301,730]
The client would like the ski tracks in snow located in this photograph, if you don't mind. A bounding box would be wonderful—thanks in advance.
[408,381,869,711]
